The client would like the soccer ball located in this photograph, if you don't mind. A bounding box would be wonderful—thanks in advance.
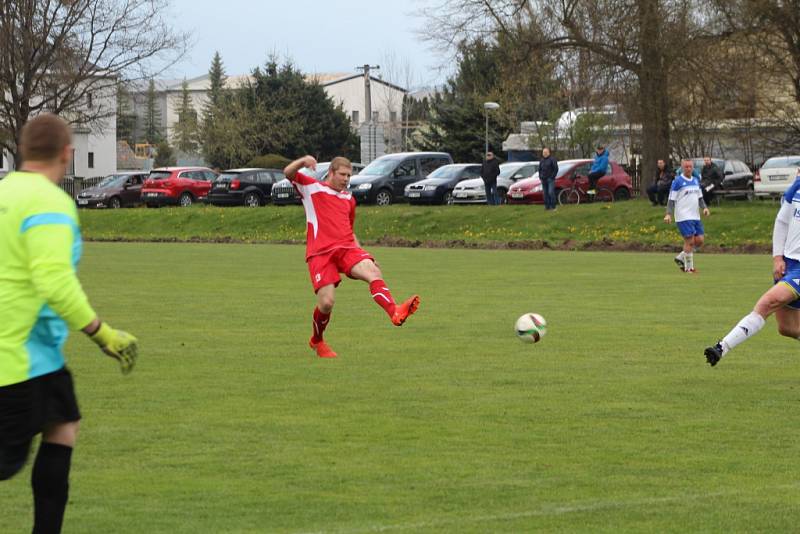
[515,313,547,343]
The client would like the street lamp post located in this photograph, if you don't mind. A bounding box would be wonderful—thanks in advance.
[483,101,500,156]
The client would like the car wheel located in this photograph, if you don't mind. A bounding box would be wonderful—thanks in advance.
[179,192,193,207]
[443,190,454,205]
[244,191,261,207]
[146,203,159,209]
[497,188,507,204]
[375,189,393,206]
[109,196,122,209]
[613,187,631,201]
[558,189,580,205]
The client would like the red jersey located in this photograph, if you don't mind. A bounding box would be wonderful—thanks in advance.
[292,170,357,259]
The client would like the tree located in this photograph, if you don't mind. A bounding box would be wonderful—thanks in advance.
[0,0,189,166]
[417,37,560,161]
[422,0,702,192]
[116,84,137,147]
[153,140,176,167]
[143,79,163,144]
[173,80,199,153]
[201,52,229,167]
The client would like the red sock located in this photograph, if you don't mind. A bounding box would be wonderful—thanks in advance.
[312,307,330,343]
[370,279,396,317]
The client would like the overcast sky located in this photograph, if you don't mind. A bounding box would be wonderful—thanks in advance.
[162,0,449,89]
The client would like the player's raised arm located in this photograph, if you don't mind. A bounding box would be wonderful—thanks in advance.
[284,155,318,182]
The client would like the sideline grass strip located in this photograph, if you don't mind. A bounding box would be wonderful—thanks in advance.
[78,198,780,251]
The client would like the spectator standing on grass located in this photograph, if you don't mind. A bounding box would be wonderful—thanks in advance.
[0,113,138,534]
[587,145,609,195]
[481,151,501,205]
[539,147,559,210]
[647,159,674,206]
[700,156,723,205]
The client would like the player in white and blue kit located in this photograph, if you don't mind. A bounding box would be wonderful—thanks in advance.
[705,168,800,366]
[664,159,710,273]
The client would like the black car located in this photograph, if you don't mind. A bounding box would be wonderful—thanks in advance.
[404,163,482,205]
[686,158,753,192]
[76,171,148,208]
[206,168,285,207]
[272,162,365,205]
[348,151,453,206]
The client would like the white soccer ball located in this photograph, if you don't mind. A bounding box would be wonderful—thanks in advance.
[515,313,547,343]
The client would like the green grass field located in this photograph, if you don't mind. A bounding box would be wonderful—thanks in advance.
[2,242,799,532]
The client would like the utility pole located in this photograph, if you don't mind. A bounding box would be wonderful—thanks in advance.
[356,64,380,124]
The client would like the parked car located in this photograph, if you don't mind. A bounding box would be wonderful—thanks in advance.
[404,163,482,205]
[678,158,753,193]
[452,162,539,204]
[76,171,149,208]
[207,168,286,207]
[507,159,633,204]
[141,167,218,207]
[348,152,453,205]
[755,156,800,195]
[272,162,364,205]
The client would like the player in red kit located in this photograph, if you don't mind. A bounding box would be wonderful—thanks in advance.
[284,155,420,358]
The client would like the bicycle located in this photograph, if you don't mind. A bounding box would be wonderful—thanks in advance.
[557,175,614,205]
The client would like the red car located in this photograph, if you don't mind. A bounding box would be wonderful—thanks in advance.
[507,159,633,204]
[141,167,218,207]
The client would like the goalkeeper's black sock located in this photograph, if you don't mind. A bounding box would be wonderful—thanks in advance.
[31,442,73,534]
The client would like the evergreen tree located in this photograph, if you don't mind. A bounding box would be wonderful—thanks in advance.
[116,83,137,147]
[154,140,176,167]
[201,52,229,167]
[144,79,163,144]
[173,80,199,153]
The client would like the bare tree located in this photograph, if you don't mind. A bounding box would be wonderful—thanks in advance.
[420,0,709,192]
[0,0,190,166]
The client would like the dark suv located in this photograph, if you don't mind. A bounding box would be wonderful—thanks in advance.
[348,152,453,205]
[207,168,285,207]
[76,171,148,208]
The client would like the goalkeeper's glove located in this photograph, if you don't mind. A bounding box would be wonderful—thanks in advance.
[89,322,138,374]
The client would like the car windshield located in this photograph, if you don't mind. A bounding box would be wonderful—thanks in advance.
[216,173,240,182]
[361,158,401,175]
[427,166,463,179]
[498,165,525,179]
[762,157,800,169]
[97,175,128,188]
[149,171,171,180]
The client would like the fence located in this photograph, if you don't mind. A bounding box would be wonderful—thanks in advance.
[59,176,105,199]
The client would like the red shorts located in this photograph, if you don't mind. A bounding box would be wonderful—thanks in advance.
[307,247,375,292]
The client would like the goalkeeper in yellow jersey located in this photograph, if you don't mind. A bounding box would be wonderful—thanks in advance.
[0,114,138,534]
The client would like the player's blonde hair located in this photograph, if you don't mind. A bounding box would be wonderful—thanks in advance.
[329,157,352,173]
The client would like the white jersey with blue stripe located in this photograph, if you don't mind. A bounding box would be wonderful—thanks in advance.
[773,178,800,261]
[668,175,703,222]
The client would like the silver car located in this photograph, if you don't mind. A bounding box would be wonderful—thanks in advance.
[755,156,800,195]
[452,162,539,204]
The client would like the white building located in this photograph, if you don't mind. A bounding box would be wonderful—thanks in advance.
[125,72,407,151]
[1,81,118,179]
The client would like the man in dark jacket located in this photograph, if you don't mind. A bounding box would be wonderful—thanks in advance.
[646,159,674,206]
[700,157,723,204]
[539,147,559,210]
[481,152,501,205]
